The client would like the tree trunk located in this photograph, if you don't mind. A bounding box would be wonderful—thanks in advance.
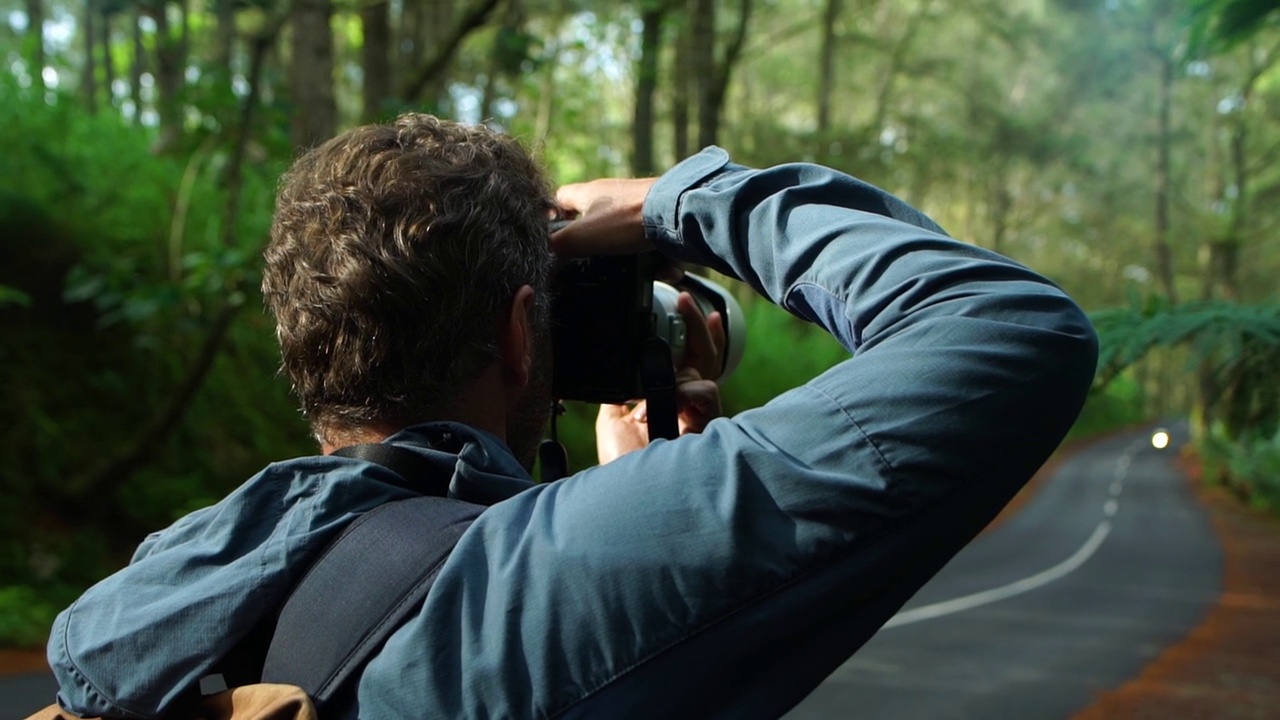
[533,0,569,144]
[672,5,691,160]
[289,0,337,149]
[870,6,924,138]
[706,0,751,148]
[1153,53,1179,304]
[82,0,98,113]
[361,0,392,121]
[153,0,188,149]
[989,172,1011,256]
[633,3,665,176]
[816,0,840,151]
[479,0,524,124]
[691,0,715,149]
[214,0,235,70]
[692,0,752,149]
[400,0,424,75]
[100,10,115,108]
[25,0,44,88]
[403,0,503,111]
[131,6,145,122]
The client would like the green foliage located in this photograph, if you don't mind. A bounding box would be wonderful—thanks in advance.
[1092,297,1280,512]
[1200,424,1280,511]
[0,585,74,648]
[1192,0,1280,47]
[0,284,31,308]
[1068,374,1148,441]
[1092,299,1280,438]
[720,299,850,415]
[0,73,311,627]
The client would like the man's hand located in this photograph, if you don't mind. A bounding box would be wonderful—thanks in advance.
[553,178,657,256]
[596,293,725,465]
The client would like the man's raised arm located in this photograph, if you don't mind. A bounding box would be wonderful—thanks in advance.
[360,148,1098,718]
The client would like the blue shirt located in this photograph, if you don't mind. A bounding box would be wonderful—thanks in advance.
[48,148,1098,719]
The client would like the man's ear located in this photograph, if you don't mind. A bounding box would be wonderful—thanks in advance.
[499,285,537,388]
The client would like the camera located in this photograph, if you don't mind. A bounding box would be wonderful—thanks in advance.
[547,225,745,408]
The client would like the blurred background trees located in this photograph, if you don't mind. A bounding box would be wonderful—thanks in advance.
[1,0,1278,645]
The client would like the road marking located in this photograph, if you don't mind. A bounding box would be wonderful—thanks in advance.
[1113,456,1130,480]
[881,438,1140,629]
[883,520,1113,629]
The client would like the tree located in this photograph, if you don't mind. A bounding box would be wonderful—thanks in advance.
[289,0,337,149]
[633,0,669,175]
[815,0,841,152]
[361,0,392,121]
[25,0,45,89]
[82,0,99,112]
[149,0,191,150]
[692,0,752,148]
[401,0,502,108]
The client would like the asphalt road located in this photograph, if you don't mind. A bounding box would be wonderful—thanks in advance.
[785,425,1222,719]
[4,427,1221,719]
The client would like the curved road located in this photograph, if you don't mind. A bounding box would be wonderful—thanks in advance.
[787,425,1222,719]
[4,428,1221,719]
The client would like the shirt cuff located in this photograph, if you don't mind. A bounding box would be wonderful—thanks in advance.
[642,146,731,255]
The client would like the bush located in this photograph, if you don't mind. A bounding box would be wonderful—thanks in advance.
[1200,424,1280,512]
[1068,373,1147,441]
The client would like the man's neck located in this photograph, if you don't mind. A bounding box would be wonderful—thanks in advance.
[320,364,510,455]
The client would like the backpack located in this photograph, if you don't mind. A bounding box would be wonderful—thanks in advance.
[27,443,483,720]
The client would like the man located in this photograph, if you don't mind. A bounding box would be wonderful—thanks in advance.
[46,114,1097,718]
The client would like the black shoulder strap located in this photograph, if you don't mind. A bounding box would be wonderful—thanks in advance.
[261,446,483,713]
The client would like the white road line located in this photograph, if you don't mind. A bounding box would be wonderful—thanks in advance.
[881,439,1137,629]
[883,520,1113,629]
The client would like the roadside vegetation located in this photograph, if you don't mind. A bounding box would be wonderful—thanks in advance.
[2,0,1278,647]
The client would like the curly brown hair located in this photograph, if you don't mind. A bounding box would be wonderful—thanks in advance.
[262,114,555,441]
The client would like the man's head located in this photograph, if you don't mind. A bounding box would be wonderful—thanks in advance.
[263,114,556,458]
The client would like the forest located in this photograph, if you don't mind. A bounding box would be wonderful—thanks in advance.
[1,0,1278,646]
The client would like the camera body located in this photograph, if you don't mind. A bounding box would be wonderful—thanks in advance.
[549,248,745,404]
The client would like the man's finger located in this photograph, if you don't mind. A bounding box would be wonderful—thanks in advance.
[677,293,722,381]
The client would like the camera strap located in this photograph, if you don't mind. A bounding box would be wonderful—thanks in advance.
[640,337,679,441]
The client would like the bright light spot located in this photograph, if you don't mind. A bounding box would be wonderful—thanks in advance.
[879,126,898,147]
[232,75,249,98]
[9,10,28,32]
[140,72,155,89]
[494,97,518,119]
[452,87,481,123]
[1122,264,1151,284]
[112,78,129,98]
[1152,430,1170,450]
[1187,61,1211,77]
[45,15,73,48]
[141,109,159,127]
[185,66,200,83]
[139,16,156,33]
[42,66,58,88]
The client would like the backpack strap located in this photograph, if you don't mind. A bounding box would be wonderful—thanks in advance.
[260,444,484,713]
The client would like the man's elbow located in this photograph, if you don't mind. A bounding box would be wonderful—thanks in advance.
[1039,298,1100,433]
